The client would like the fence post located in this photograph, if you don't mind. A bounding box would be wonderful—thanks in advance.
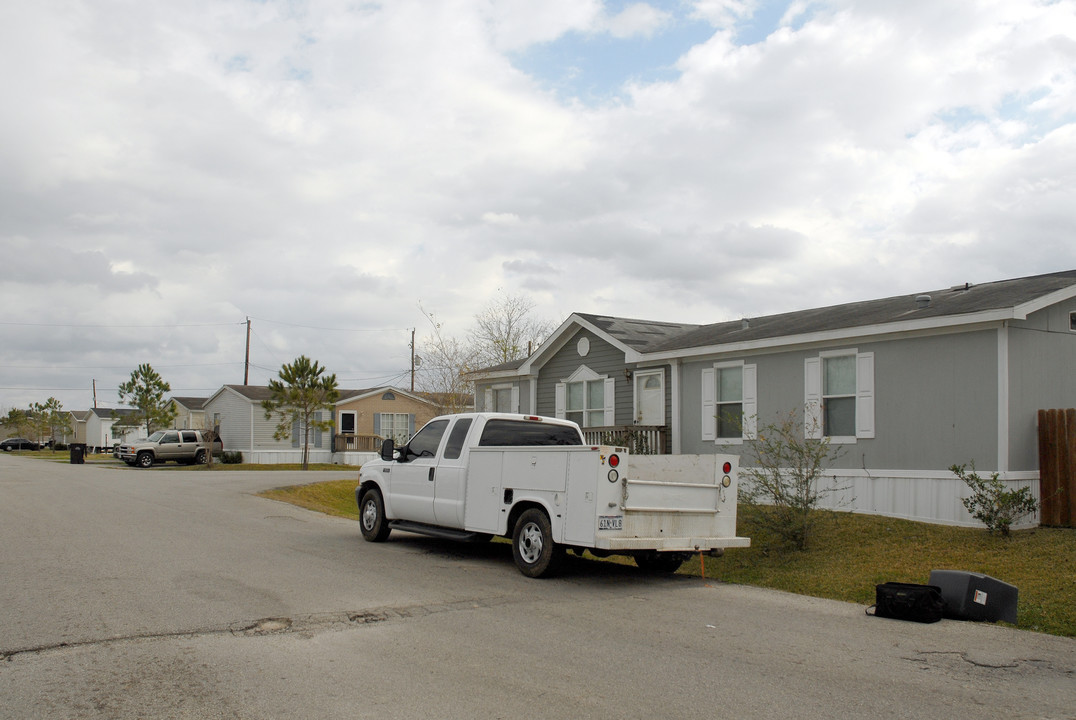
[1065,408,1076,527]
[1038,408,1075,527]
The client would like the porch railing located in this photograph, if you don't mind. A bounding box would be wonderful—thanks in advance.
[581,425,667,455]
[333,434,383,453]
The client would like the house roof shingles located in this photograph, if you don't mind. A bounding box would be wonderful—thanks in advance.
[171,397,208,410]
[644,270,1076,353]
[574,314,703,352]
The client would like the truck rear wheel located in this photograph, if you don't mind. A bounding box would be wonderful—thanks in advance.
[359,488,391,542]
[194,449,207,464]
[633,551,687,574]
[512,509,563,578]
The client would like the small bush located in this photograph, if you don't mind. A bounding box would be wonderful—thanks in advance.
[54,443,68,451]
[600,428,654,455]
[740,411,847,551]
[951,463,1038,536]
[221,451,243,464]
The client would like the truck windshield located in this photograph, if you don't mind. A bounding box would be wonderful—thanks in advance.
[478,420,583,447]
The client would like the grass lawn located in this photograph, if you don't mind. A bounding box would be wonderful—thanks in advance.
[260,478,1076,638]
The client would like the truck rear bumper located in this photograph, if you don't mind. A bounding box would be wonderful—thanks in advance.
[592,536,751,552]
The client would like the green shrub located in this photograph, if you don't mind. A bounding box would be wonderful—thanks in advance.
[221,451,243,464]
[951,463,1038,536]
[600,428,654,454]
[740,411,847,551]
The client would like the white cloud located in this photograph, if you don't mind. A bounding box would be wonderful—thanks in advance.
[0,0,1074,411]
[605,3,674,39]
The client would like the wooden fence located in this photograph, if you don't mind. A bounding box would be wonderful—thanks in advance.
[1037,408,1076,527]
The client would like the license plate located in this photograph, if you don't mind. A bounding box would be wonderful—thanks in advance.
[598,516,623,531]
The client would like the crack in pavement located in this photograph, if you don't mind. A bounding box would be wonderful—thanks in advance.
[0,595,517,662]
[911,650,1075,678]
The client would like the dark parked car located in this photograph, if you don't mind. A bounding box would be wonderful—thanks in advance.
[1,438,40,451]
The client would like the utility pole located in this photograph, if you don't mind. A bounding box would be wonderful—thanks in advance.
[410,328,416,392]
[244,317,251,385]
[92,379,97,409]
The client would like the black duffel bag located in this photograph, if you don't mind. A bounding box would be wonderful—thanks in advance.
[867,582,946,623]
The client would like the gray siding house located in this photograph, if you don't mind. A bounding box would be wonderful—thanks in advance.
[203,384,438,465]
[472,270,1076,527]
[204,385,334,464]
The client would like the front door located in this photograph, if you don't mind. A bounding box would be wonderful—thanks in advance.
[635,371,664,426]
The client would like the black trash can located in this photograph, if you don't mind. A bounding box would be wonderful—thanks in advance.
[69,443,86,465]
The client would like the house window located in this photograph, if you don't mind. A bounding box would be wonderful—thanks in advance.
[716,366,743,439]
[701,362,757,442]
[556,366,613,427]
[1070,311,1076,332]
[380,413,411,445]
[291,412,324,448]
[822,355,856,437]
[805,351,874,441]
[567,379,605,427]
[493,388,513,412]
[484,384,519,413]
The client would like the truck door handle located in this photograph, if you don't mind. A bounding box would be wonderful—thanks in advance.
[428,468,435,482]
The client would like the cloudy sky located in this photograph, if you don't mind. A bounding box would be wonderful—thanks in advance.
[2,0,1075,413]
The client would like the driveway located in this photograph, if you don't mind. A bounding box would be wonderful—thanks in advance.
[1,455,1073,719]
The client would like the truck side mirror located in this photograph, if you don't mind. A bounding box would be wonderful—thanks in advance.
[380,438,395,461]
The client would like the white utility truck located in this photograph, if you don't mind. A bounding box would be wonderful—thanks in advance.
[356,413,749,577]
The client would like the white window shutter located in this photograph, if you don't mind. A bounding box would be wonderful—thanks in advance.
[484,387,493,412]
[701,367,716,442]
[604,377,615,426]
[804,358,822,439]
[510,385,520,413]
[555,383,566,419]
[856,352,875,438]
[742,364,758,440]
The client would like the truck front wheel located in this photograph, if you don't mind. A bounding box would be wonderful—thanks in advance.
[136,452,154,469]
[359,488,391,542]
[512,509,563,578]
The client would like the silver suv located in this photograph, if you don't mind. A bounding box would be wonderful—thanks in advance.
[119,429,222,468]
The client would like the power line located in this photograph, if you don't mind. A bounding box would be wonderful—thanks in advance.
[247,316,408,333]
[0,362,242,370]
[0,321,243,329]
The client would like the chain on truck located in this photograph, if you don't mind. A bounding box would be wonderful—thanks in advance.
[356,413,750,577]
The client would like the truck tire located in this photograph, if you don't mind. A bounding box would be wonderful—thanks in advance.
[512,509,564,578]
[633,551,687,574]
[136,452,154,469]
[194,449,207,465]
[359,488,391,542]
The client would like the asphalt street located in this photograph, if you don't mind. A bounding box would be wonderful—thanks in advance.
[1,454,1073,719]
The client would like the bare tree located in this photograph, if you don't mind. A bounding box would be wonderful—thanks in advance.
[414,295,552,414]
[467,292,553,369]
[414,304,478,414]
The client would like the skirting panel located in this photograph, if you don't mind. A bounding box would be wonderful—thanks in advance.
[810,471,1040,528]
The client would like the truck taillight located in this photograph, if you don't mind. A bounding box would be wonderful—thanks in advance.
[609,454,620,468]
[723,461,732,474]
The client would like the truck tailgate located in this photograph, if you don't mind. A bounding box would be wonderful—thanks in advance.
[595,454,750,552]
